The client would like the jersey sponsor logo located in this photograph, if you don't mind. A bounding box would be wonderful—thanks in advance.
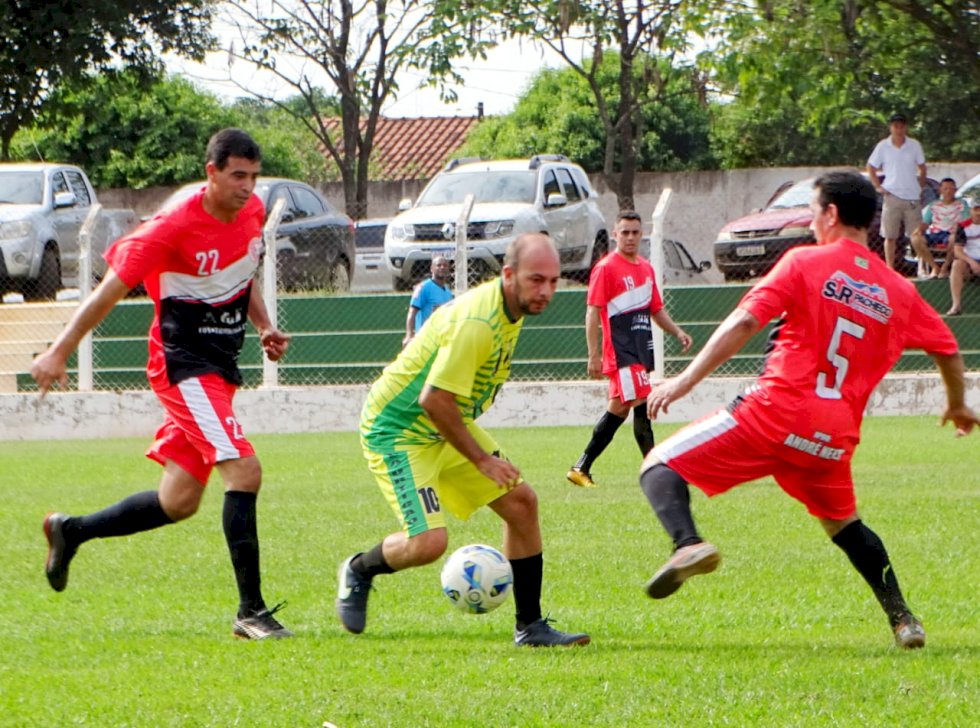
[821,270,893,323]
[783,432,845,460]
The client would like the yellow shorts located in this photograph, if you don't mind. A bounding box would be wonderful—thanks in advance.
[362,424,509,537]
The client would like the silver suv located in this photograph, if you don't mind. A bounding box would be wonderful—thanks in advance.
[385,155,608,289]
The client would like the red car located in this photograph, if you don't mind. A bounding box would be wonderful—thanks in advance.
[713,175,940,281]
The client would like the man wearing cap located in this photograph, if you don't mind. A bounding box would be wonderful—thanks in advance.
[867,113,928,270]
[946,199,980,316]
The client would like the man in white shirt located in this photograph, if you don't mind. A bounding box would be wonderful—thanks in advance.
[867,112,927,271]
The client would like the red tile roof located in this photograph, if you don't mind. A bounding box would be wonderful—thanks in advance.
[322,116,480,181]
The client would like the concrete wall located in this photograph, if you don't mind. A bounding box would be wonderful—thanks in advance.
[100,163,980,286]
[3,374,976,441]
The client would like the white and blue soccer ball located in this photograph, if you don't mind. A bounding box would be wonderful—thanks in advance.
[440,544,513,614]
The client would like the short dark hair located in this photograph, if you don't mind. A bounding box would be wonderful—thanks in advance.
[206,128,261,169]
[812,171,877,230]
[940,177,957,186]
[617,210,642,224]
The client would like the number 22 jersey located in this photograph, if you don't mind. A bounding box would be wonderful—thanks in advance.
[105,188,265,389]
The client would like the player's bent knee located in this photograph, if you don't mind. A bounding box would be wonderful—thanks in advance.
[407,529,449,565]
[491,483,538,524]
[161,492,202,521]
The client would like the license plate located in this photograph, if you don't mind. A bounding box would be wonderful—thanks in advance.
[735,244,765,257]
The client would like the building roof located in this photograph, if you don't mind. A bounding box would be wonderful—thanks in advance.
[322,115,480,181]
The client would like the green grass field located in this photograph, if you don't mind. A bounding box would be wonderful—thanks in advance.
[2,417,978,727]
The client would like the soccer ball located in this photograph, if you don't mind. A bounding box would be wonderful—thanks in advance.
[440,544,513,614]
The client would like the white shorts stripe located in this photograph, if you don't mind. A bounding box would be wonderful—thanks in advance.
[618,366,637,401]
[651,410,738,463]
[177,378,240,462]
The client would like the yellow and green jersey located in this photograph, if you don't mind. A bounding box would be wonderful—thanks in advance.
[361,278,523,451]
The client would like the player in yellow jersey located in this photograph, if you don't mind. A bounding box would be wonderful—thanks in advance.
[338,233,591,647]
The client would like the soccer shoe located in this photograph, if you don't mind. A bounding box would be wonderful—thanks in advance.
[893,615,926,649]
[336,554,373,634]
[566,468,597,488]
[514,617,591,647]
[233,602,294,640]
[645,542,721,599]
[43,512,77,592]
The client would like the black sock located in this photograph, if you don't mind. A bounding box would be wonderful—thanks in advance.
[66,490,173,545]
[351,542,396,578]
[831,520,910,628]
[574,411,626,473]
[510,553,543,629]
[633,403,655,456]
[223,491,265,617]
[639,463,702,549]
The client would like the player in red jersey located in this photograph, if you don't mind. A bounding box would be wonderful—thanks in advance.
[638,171,978,649]
[567,210,691,488]
[31,129,293,640]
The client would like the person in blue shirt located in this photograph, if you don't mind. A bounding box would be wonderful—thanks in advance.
[402,256,453,346]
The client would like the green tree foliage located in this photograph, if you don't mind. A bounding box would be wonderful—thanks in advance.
[706,0,980,167]
[225,0,496,218]
[0,0,215,159]
[12,71,324,188]
[489,0,712,210]
[460,56,714,174]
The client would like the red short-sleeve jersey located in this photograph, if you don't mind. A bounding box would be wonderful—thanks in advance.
[587,251,665,374]
[736,237,958,441]
[105,189,265,388]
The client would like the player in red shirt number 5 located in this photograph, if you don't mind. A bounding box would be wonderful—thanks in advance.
[639,171,978,649]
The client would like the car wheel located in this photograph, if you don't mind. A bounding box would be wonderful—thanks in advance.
[326,258,351,292]
[23,246,61,301]
[566,230,609,284]
[590,230,609,267]
[393,276,412,292]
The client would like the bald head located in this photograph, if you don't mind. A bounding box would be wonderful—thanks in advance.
[502,233,560,318]
[504,232,560,270]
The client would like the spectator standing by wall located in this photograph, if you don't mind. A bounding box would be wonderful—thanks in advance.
[403,256,453,346]
[867,112,927,270]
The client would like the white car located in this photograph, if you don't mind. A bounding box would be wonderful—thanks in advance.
[385,155,608,289]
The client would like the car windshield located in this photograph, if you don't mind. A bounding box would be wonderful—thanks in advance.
[418,171,536,206]
[0,171,44,204]
[768,179,815,210]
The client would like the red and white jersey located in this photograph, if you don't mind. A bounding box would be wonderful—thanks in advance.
[587,251,664,374]
[105,189,265,389]
[736,237,958,442]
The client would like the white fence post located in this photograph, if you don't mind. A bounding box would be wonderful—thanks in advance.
[650,188,673,382]
[262,198,286,389]
[454,193,475,295]
[76,204,102,392]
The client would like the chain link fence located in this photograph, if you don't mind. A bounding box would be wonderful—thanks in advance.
[4,203,979,394]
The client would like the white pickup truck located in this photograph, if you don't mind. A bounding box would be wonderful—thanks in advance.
[0,163,138,300]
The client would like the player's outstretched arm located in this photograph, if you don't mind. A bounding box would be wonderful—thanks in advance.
[31,270,131,397]
[933,352,980,437]
[647,307,760,419]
